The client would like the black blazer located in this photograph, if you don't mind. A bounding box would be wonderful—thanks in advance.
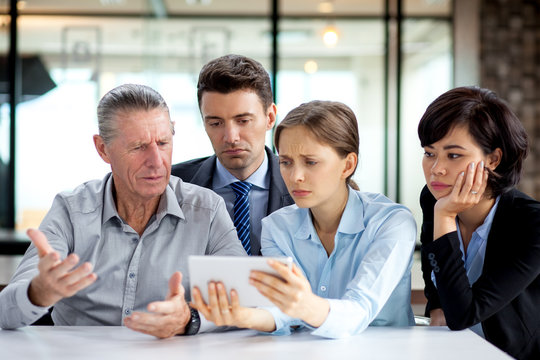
[420,186,540,359]
[171,146,294,255]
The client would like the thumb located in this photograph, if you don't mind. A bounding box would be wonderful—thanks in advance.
[27,228,54,258]
[167,271,184,299]
[291,263,303,277]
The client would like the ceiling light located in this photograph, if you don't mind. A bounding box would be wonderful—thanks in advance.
[304,60,318,74]
[322,26,338,47]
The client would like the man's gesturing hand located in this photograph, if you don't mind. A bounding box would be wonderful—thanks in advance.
[124,271,192,338]
[27,228,97,307]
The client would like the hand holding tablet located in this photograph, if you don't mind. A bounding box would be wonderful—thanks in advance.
[188,256,293,307]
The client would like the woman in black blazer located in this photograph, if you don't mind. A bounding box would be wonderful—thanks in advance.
[418,86,540,359]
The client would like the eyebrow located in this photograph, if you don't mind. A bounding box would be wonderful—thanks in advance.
[279,153,317,159]
[204,112,255,121]
[426,144,467,151]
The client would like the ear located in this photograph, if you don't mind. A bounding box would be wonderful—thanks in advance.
[265,103,277,131]
[93,135,112,165]
[486,148,502,170]
[342,152,358,179]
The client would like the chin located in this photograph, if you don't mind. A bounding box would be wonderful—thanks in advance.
[428,188,449,200]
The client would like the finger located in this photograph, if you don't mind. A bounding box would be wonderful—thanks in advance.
[451,170,465,198]
[266,260,295,282]
[28,229,54,257]
[251,270,289,294]
[167,271,184,299]
[58,262,95,287]
[48,254,81,279]
[290,264,306,278]
[459,162,476,196]
[191,287,211,318]
[124,312,163,333]
[64,273,98,295]
[470,161,485,195]
[147,298,181,314]
[250,277,283,306]
[216,283,232,319]
[37,251,62,274]
[207,282,224,324]
[230,289,241,311]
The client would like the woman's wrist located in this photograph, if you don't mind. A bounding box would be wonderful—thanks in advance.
[302,295,330,328]
[433,212,457,241]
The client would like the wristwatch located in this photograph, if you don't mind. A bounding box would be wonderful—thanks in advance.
[183,306,201,336]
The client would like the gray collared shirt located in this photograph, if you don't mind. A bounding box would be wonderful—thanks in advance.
[0,173,246,329]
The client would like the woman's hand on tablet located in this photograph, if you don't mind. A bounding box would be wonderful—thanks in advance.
[250,260,330,328]
[191,282,276,332]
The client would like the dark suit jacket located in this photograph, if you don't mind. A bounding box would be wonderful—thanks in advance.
[420,186,540,359]
[171,146,294,255]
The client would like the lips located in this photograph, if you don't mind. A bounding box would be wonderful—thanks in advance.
[292,190,311,197]
[430,181,450,191]
[222,148,245,156]
[142,175,164,182]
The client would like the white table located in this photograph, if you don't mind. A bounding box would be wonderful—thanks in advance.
[0,326,511,360]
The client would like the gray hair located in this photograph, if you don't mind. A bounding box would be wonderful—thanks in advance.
[97,84,174,144]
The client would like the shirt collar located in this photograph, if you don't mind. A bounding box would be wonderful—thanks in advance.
[102,174,184,225]
[474,195,501,240]
[213,151,270,190]
[294,187,365,241]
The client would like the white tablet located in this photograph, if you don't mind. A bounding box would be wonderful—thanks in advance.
[188,255,293,307]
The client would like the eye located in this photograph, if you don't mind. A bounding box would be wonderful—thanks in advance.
[423,151,434,158]
[206,120,221,127]
[448,153,461,159]
[306,160,317,166]
[238,119,250,124]
[279,160,291,166]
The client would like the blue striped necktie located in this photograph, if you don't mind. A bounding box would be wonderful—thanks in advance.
[230,181,253,255]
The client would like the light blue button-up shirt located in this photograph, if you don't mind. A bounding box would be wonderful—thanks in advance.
[261,188,416,338]
[213,152,270,254]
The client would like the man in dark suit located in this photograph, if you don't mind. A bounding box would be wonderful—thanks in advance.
[172,55,293,255]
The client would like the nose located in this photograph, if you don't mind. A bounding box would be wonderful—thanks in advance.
[145,142,161,168]
[223,123,240,144]
[289,165,305,183]
[431,158,446,176]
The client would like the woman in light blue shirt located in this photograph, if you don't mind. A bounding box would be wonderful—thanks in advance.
[192,100,416,338]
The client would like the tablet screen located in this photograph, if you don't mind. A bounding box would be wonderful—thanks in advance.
[188,255,292,307]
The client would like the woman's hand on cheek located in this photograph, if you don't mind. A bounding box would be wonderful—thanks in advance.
[250,261,330,328]
[434,160,489,218]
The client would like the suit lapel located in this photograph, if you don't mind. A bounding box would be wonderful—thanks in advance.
[266,146,293,214]
[189,155,217,189]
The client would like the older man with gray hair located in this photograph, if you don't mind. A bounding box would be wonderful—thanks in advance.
[0,84,246,337]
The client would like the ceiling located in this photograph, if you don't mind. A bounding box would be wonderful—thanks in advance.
[1,0,452,17]
[0,0,451,74]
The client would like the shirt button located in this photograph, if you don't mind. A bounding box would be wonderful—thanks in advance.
[129,272,136,279]
[132,238,138,243]
[430,259,437,267]
[125,309,131,315]
[320,285,327,291]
